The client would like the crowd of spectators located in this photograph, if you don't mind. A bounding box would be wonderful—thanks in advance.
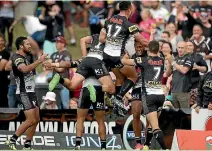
[0,0,212,111]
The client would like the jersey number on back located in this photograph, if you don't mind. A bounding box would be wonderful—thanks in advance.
[153,67,161,80]
[107,24,122,38]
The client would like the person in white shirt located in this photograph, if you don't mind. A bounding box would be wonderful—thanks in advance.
[150,1,170,40]
[9,15,46,54]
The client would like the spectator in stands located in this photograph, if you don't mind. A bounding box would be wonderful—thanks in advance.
[195,63,212,113]
[39,3,64,56]
[161,31,170,42]
[129,1,142,24]
[69,98,78,109]
[0,33,10,107]
[139,9,156,40]
[176,2,191,40]
[50,36,72,109]
[192,1,212,19]
[184,6,212,38]
[0,1,18,51]
[149,0,170,40]
[186,41,208,107]
[190,25,212,71]
[40,92,58,109]
[86,1,112,35]
[5,53,17,108]
[9,14,46,55]
[166,22,184,56]
[63,1,76,45]
[170,41,194,108]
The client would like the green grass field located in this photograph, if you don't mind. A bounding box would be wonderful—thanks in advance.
[11,23,90,60]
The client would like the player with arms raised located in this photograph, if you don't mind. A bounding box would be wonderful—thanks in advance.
[89,1,149,114]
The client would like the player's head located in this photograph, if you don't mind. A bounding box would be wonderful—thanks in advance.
[135,41,145,55]
[15,36,31,53]
[148,40,159,54]
[119,1,133,18]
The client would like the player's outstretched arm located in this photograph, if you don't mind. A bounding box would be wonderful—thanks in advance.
[17,54,47,73]
[99,28,106,43]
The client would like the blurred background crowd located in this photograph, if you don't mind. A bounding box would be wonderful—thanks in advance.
[0,0,212,110]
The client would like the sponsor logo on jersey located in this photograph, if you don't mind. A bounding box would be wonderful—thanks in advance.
[109,18,123,25]
[129,25,138,33]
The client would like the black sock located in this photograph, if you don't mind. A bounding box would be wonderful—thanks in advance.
[117,79,134,99]
[75,137,81,146]
[24,140,31,148]
[135,137,141,144]
[153,129,166,149]
[101,140,106,150]
[115,86,122,94]
[144,128,153,146]
[10,134,18,143]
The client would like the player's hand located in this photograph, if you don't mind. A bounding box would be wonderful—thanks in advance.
[39,54,48,62]
[43,61,52,68]
[195,106,200,114]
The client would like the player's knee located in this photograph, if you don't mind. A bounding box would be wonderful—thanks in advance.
[26,119,38,126]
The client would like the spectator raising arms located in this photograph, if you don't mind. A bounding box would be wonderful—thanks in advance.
[39,3,64,56]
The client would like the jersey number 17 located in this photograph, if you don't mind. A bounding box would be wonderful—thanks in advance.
[107,24,122,38]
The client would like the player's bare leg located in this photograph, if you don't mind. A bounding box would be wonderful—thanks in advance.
[131,100,143,150]
[146,111,167,149]
[75,109,89,150]
[95,110,106,150]
[5,108,39,150]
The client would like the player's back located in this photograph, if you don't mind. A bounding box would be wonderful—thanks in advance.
[142,55,165,95]
[87,34,105,60]
[104,15,137,56]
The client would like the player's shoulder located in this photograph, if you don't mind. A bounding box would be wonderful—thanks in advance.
[12,53,23,60]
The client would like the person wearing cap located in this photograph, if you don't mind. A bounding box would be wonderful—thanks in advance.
[40,92,58,109]
[50,36,72,109]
